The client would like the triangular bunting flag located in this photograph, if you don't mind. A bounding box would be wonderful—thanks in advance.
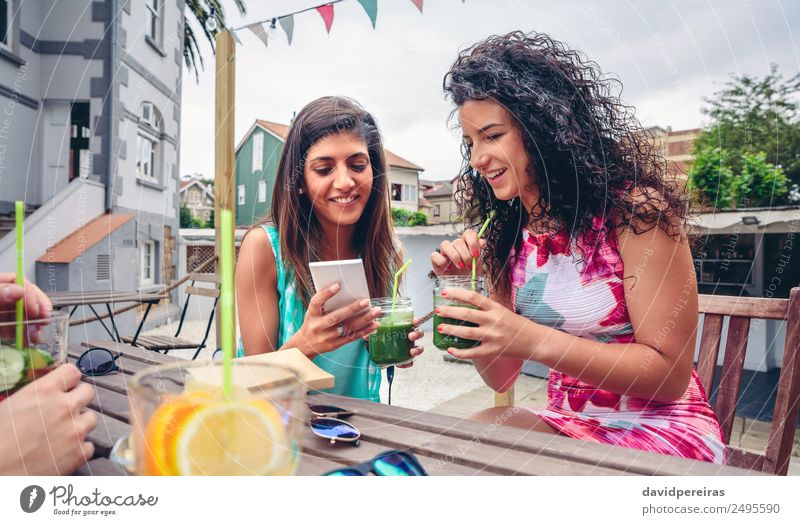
[279,15,295,45]
[246,22,270,48]
[230,29,242,45]
[410,0,423,13]
[316,4,335,34]
[357,0,378,29]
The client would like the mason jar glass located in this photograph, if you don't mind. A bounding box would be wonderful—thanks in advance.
[0,309,68,401]
[433,275,487,350]
[368,297,414,367]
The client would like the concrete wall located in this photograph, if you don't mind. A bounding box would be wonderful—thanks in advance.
[0,179,105,280]
[0,0,104,206]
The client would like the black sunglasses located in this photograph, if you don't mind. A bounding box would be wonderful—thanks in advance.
[325,450,428,476]
[76,347,122,376]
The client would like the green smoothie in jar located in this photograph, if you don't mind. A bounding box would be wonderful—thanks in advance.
[368,297,414,366]
[433,275,487,350]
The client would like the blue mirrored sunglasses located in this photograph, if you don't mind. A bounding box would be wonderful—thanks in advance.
[325,450,428,476]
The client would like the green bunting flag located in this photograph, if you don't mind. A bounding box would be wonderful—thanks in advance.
[316,4,335,34]
[279,15,295,45]
[357,0,378,28]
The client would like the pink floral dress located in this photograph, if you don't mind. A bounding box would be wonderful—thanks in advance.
[512,219,726,464]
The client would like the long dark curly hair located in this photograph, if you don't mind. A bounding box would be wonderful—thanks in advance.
[443,31,691,302]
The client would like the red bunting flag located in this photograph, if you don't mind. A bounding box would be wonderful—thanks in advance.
[410,0,423,13]
[316,4,335,34]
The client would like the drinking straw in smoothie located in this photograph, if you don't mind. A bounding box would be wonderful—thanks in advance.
[472,211,494,288]
[391,259,412,313]
[15,201,24,351]
[219,208,235,398]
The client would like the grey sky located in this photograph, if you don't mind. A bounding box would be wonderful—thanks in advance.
[179,0,799,181]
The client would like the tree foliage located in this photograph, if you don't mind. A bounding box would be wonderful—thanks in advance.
[693,64,800,203]
[688,147,733,209]
[391,208,429,227]
[184,0,247,82]
[180,204,206,228]
[730,152,789,208]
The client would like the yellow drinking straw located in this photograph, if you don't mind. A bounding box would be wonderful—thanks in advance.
[391,259,412,314]
[219,209,235,398]
[15,201,24,351]
[472,211,495,286]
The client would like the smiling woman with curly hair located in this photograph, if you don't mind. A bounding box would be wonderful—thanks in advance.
[431,32,725,464]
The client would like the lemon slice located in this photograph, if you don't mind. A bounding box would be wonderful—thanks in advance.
[173,399,287,475]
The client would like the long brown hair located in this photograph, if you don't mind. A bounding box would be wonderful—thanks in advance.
[263,96,401,306]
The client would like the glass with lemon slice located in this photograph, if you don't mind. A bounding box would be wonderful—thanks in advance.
[129,361,306,476]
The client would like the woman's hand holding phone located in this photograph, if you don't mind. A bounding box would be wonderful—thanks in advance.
[431,229,487,276]
[292,283,382,357]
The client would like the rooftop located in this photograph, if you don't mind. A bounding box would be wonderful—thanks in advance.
[38,213,134,263]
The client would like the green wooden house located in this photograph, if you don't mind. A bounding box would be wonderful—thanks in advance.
[235,120,424,226]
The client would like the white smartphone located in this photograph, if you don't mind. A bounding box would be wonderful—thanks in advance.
[309,259,371,313]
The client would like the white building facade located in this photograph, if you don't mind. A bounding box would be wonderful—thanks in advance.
[0,0,184,342]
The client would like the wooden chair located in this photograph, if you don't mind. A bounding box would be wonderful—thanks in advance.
[122,273,219,360]
[697,287,800,475]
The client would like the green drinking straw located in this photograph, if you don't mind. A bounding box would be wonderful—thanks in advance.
[391,259,412,314]
[472,211,495,287]
[219,209,235,399]
[15,201,24,351]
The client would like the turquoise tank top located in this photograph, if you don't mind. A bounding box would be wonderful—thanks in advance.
[237,225,381,402]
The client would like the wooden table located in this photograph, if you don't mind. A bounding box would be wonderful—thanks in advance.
[49,290,168,343]
[69,344,757,476]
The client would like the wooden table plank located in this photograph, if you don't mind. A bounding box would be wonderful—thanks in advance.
[296,455,349,476]
[301,423,489,476]
[308,412,625,476]
[87,412,131,458]
[313,393,756,476]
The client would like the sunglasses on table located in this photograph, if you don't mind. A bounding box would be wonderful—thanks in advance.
[325,450,428,476]
[308,404,361,446]
[76,347,122,376]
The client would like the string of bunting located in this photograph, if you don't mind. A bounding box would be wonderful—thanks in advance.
[230,0,464,48]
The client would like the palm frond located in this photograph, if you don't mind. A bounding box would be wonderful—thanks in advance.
[183,0,247,82]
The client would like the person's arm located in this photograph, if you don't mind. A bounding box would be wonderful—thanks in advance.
[235,228,382,358]
[523,224,696,401]
[0,364,96,475]
[442,223,698,402]
[236,228,281,356]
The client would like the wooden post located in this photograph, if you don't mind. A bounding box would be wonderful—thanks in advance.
[494,385,515,407]
[214,30,236,345]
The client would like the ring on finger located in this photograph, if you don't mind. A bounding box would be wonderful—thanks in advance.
[336,323,346,337]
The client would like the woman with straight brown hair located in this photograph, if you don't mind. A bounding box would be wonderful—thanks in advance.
[236,96,423,401]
